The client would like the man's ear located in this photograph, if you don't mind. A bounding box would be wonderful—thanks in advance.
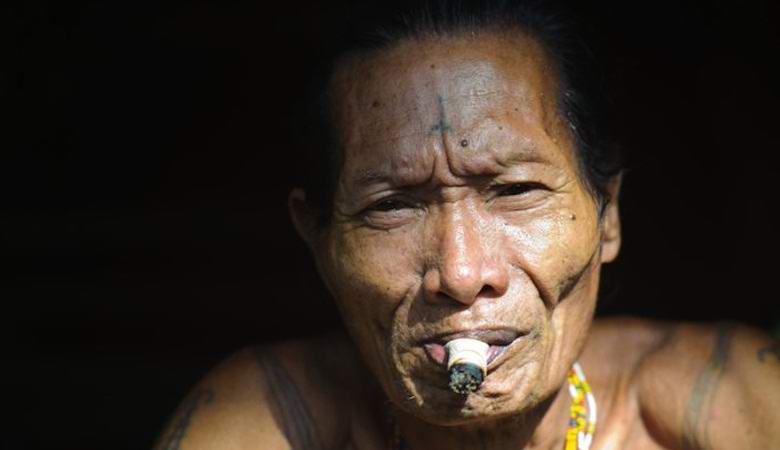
[288,188,320,249]
[600,174,622,263]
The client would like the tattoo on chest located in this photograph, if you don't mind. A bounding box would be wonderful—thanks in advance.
[681,323,735,450]
[255,347,326,450]
[156,389,214,450]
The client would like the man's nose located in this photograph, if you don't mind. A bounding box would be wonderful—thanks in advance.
[422,203,509,306]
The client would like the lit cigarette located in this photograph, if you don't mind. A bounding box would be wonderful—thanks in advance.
[445,338,489,394]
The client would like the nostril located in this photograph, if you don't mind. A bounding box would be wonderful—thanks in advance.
[477,285,499,298]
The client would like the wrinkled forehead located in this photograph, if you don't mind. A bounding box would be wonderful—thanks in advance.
[327,33,577,185]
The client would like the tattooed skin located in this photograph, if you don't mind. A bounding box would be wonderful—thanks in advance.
[155,389,214,450]
[428,95,451,134]
[757,341,780,363]
[681,323,735,450]
[255,347,326,450]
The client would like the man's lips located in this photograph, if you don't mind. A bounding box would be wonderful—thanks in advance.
[419,328,524,369]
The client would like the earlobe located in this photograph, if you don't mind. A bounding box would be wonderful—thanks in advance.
[600,174,622,263]
[288,188,319,248]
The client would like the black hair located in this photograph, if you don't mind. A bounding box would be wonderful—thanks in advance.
[294,0,622,225]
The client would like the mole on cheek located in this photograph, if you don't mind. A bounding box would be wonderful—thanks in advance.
[372,100,381,108]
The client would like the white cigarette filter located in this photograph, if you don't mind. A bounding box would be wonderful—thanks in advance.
[445,338,489,394]
[445,338,490,374]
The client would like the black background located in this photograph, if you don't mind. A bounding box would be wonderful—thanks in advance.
[4,0,779,448]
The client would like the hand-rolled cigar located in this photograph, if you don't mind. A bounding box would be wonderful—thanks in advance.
[445,338,489,394]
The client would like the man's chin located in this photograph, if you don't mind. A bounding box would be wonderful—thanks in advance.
[397,392,533,427]
[393,365,542,426]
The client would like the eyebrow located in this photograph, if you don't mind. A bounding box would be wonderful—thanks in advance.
[353,169,391,188]
[350,148,553,192]
[495,143,553,167]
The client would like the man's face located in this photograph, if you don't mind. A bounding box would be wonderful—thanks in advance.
[299,33,618,424]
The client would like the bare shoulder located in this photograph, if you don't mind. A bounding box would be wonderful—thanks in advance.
[578,317,678,415]
[153,334,375,450]
[584,316,677,368]
[620,318,780,450]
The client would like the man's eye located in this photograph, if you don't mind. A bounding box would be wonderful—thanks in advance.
[361,198,419,228]
[496,183,544,196]
[368,198,411,212]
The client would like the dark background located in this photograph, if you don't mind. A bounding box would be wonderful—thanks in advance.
[4,0,779,448]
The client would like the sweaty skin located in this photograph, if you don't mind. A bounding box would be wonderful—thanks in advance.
[154,33,780,450]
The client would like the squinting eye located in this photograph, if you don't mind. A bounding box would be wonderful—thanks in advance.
[496,183,544,196]
[368,198,411,212]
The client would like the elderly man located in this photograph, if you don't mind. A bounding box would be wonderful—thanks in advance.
[154,1,780,449]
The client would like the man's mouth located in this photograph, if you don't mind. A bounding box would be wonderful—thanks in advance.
[420,329,523,369]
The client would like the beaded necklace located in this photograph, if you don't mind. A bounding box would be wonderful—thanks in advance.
[565,362,597,450]
[391,362,597,450]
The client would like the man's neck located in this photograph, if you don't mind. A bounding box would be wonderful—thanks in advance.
[393,384,571,450]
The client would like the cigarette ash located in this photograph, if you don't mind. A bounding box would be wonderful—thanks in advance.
[448,363,484,394]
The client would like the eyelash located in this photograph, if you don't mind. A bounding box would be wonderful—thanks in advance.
[367,198,412,212]
[494,182,546,196]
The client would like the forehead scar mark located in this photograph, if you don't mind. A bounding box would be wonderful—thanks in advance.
[429,95,452,134]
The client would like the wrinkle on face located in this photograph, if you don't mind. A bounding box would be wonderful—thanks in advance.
[330,36,571,201]
[316,32,605,424]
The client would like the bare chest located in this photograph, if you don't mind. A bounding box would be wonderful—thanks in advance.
[340,406,671,450]
[589,413,670,450]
